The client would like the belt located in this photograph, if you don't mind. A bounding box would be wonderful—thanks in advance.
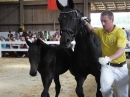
[107,61,126,67]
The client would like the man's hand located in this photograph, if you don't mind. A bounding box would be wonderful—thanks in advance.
[99,56,111,66]
[81,17,91,25]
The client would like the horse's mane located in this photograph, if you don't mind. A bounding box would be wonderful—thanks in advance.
[75,23,102,57]
[32,39,52,50]
[33,39,71,51]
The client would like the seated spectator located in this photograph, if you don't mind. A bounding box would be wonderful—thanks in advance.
[47,31,51,41]
[0,36,6,48]
[10,37,20,57]
[54,29,61,41]
[17,36,27,57]
[14,31,20,38]
[43,31,48,41]
[28,35,34,43]
[5,38,10,48]
[28,31,32,37]
[0,36,8,57]
[22,31,28,37]
[35,31,40,38]
[126,36,130,58]
[11,37,20,49]
[122,27,130,39]
[8,31,13,39]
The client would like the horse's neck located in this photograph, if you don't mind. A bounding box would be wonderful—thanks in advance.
[74,27,90,51]
[41,42,52,52]
[75,28,88,44]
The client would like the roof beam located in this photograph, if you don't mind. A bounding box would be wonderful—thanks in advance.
[89,0,129,2]
[113,2,117,10]
[101,2,107,10]
[91,9,130,13]
[0,0,130,5]
[124,1,127,9]
[91,2,98,10]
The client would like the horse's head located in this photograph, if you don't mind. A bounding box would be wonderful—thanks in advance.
[26,38,42,76]
[57,0,83,48]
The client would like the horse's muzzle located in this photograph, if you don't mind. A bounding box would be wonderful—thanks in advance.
[29,70,37,76]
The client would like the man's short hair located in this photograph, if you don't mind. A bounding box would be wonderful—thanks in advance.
[101,10,114,19]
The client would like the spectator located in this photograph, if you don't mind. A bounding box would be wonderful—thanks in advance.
[14,31,20,38]
[54,29,61,41]
[8,31,13,39]
[28,35,34,43]
[28,31,32,37]
[43,31,49,41]
[39,31,44,39]
[126,36,130,58]
[47,31,51,41]
[17,36,27,57]
[0,36,8,57]
[122,27,129,39]
[22,31,28,37]
[35,31,40,38]
[0,36,6,48]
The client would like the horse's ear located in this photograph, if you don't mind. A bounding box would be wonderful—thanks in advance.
[25,38,31,46]
[68,0,74,9]
[56,0,64,10]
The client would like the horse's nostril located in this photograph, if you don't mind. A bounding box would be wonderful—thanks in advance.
[67,39,70,42]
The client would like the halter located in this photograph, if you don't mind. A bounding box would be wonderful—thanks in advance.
[61,10,79,17]
[60,10,83,40]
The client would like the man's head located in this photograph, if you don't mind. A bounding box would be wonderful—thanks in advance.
[9,31,11,33]
[100,10,114,32]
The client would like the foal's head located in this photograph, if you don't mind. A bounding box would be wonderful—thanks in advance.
[26,39,42,76]
[57,0,83,48]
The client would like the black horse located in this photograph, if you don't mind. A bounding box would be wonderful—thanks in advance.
[56,0,102,97]
[26,38,73,97]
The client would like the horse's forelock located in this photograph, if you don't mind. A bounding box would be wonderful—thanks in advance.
[61,6,73,12]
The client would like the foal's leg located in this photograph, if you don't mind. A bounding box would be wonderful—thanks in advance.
[54,75,61,97]
[75,75,86,97]
[41,73,53,97]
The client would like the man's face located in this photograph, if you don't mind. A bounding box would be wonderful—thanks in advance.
[100,15,114,32]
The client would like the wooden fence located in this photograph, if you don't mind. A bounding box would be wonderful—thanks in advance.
[0,41,76,57]
[0,41,129,58]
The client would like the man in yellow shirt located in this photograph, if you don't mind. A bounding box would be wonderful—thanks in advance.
[81,10,129,97]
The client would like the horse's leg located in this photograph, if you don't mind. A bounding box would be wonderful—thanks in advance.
[94,71,103,97]
[54,75,61,97]
[75,75,86,97]
[40,73,53,97]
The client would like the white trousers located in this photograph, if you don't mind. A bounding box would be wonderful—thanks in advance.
[100,63,129,97]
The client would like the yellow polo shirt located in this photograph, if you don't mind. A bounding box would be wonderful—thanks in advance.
[94,25,126,64]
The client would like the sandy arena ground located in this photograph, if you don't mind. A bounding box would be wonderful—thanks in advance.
[0,58,130,97]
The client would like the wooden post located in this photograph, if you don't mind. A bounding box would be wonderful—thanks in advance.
[84,0,88,17]
[84,0,91,18]
[19,0,24,30]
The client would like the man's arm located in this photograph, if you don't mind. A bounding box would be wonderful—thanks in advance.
[109,47,125,61]
[81,17,94,32]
